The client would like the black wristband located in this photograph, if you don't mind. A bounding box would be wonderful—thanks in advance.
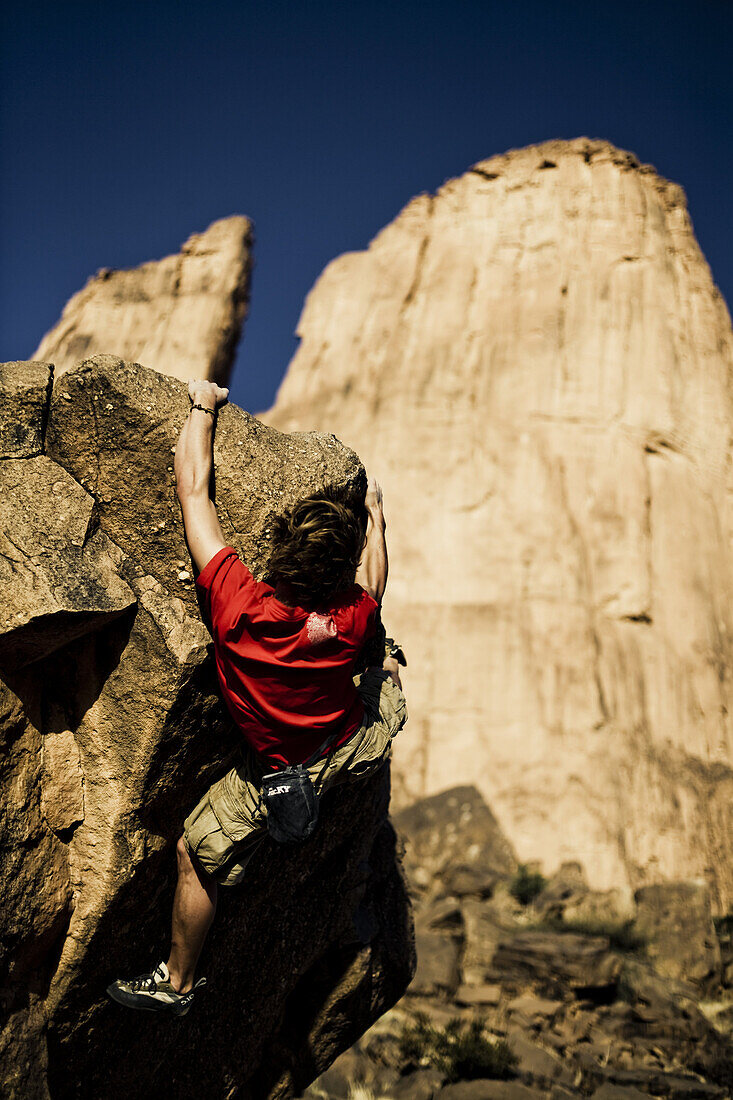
[189,402,217,417]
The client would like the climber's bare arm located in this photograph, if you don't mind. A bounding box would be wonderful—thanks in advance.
[355,477,388,605]
[175,381,230,575]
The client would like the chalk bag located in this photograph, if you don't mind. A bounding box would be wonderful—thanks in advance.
[260,765,320,844]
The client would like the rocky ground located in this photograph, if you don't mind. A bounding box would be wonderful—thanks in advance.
[301,787,733,1100]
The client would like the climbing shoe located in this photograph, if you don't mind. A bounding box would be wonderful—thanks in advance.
[106,960,206,1016]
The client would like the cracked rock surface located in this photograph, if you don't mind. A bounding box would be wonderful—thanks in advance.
[264,138,733,910]
[0,452,136,668]
[0,355,414,1099]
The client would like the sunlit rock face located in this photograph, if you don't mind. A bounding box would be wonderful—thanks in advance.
[264,138,733,911]
[33,216,253,385]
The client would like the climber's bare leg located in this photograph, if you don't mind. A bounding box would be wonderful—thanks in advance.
[383,655,402,690]
[165,835,217,993]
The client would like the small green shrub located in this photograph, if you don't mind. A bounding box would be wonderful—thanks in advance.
[509,863,547,906]
[397,1012,518,1083]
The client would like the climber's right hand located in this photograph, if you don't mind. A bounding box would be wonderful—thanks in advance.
[188,380,230,409]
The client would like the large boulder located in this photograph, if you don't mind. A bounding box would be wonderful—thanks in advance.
[631,882,722,985]
[44,354,365,597]
[393,786,518,898]
[33,217,253,385]
[263,138,733,911]
[0,356,414,1099]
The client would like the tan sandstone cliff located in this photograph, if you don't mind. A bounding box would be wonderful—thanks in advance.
[264,138,733,913]
[33,216,253,385]
[0,356,413,1099]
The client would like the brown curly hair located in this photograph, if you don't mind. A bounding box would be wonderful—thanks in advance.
[266,488,368,610]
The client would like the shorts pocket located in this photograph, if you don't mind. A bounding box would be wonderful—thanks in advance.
[210,764,264,843]
[376,677,408,738]
[183,799,233,875]
[351,721,390,768]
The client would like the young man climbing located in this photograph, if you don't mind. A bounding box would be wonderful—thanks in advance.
[107,379,407,1016]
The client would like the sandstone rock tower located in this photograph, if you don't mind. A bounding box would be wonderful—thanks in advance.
[33,216,253,385]
[265,139,733,910]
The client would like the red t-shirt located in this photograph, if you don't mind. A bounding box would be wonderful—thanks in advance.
[195,545,378,767]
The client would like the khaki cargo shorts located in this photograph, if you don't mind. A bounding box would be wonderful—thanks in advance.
[182,667,407,886]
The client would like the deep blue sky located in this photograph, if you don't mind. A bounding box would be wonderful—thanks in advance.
[2,0,731,414]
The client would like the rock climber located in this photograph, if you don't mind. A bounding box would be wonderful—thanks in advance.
[107,379,407,1016]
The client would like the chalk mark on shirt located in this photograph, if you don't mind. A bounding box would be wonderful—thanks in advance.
[306,612,338,645]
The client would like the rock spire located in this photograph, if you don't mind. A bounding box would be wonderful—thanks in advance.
[264,138,733,910]
[33,216,253,385]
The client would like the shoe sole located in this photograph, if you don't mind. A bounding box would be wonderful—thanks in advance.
[106,983,192,1016]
